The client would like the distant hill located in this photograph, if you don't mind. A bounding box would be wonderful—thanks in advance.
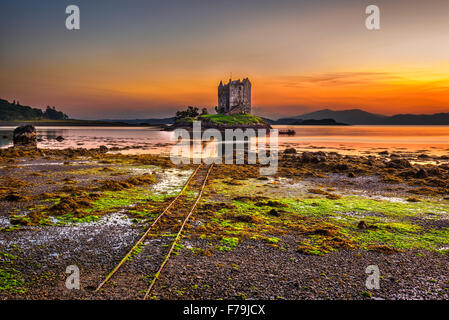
[0,99,69,121]
[285,118,348,126]
[275,108,449,125]
[383,113,449,125]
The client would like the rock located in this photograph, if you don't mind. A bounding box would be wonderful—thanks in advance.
[301,152,314,162]
[427,167,441,177]
[284,148,297,154]
[398,169,417,178]
[335,163,349,171]
[378,151,389,156]
[417,153,430,159]
[3,193,30,202]
[386,159,412,169]
[347,172,356,178]
[390,154,401,158]
[415,168,428,179]
[300,152,326,163]
[357,220,369,230]
[13,125,37,148]
[98,145,109,153]
[55,136,64,142]
[268,209,280,217]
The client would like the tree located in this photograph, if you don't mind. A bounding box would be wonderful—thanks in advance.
[201,108,208,115]
[215,105,225,114]
[175,106,200,121]
[43,106,69,120]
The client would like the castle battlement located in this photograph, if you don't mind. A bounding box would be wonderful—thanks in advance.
[218,78,251,115]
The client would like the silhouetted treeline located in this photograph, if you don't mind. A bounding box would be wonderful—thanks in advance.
[175,106,208,121]
[0,99,69,120]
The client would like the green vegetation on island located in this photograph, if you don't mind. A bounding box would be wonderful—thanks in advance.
[199,114,265,125]
[173,106,268,128]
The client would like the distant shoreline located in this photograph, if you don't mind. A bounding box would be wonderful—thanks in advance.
[2,120,449,128]
[0,120,164,127]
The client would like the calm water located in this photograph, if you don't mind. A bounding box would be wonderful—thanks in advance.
[1,125,449,156]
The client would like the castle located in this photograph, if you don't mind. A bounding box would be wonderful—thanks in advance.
[218,78,251,115]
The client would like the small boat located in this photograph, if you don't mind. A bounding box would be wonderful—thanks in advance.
[278,129,295,136]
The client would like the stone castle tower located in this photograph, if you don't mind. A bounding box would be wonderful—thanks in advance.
[218,78,251,115]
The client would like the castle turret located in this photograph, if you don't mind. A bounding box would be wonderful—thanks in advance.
[218,77,251,115]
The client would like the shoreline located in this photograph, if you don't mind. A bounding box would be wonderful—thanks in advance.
[0,120,165,127]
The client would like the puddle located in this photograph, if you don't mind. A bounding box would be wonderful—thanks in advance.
[361,194,409,204]
[153,168,193,195]
[0,216,11,228]
[14,160,99,167]
[0,211,136,251]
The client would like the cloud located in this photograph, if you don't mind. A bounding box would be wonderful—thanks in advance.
[277,72,401,88]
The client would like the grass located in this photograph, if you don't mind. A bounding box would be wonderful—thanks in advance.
[199,113,265,125]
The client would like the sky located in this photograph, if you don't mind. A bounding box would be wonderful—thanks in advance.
[1,0,449,119]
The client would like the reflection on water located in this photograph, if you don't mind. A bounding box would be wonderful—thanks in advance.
[0,126,176,153]
[0,125,448,156]
[171,136,278,163]
[0,130,12,148]
[274,125,449,156]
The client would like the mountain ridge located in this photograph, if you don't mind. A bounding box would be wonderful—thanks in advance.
[275,108,449,125]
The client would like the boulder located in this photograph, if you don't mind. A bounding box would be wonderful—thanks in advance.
[98,145,109,153]
[335,163,349,171]
[390,154,401,158]
[268,209,280,217]
[386,159,412,169]
[427,167,441,177]
[284,148,297,154]
[13,125,37,148]
[300,151,326,163]
[357,220,369,230]
[415,168,428,179]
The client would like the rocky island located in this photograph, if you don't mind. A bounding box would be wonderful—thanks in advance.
[167,78,272,131]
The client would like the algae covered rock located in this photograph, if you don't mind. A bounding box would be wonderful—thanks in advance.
[284,148,297,154]
[13,125,37,148]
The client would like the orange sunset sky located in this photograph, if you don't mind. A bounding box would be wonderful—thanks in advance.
[1,0,449,119]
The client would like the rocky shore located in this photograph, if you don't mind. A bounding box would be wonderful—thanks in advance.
[0,145,448,300]
[166,113,272,131]
[166,122,272,132]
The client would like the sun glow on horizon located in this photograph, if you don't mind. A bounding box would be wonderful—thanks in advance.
[2,0,449,119]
